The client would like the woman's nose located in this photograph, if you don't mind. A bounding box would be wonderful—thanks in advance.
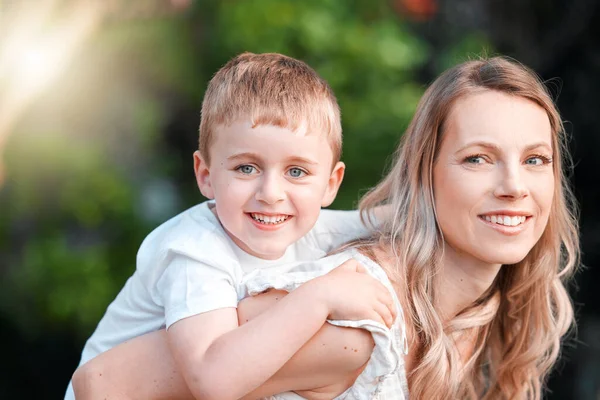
[493,164,529,200]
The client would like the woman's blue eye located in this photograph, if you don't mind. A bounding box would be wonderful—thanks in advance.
[465,155,485,164]
[525,157,543,166]
[288,168,306,178]
[525,155,552,166]
[237,165,256,174]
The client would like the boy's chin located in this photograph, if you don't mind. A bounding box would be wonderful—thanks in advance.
[245,242,289,260]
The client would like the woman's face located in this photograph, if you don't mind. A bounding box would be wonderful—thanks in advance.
[433,90,555,266]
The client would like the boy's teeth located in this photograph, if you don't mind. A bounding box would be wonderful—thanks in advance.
[483,215,526,227]
[250,213,289,224]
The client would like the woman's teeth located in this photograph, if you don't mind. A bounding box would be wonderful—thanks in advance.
[483,215,527,226]
[251,213,289,225]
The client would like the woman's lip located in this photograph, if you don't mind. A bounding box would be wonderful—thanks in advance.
[479,211,532,217]
[478,215,530,236]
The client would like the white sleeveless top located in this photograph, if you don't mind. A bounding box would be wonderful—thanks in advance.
[241,248,410,400]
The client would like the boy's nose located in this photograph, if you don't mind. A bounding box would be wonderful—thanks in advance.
[255,175,285,204]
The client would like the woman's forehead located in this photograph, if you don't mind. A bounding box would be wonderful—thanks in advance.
[442,91,553,151]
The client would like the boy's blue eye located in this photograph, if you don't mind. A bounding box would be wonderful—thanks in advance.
[237,165,257,174]
[288,168,306,178]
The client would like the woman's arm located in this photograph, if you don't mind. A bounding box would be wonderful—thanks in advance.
[72,289,375,400]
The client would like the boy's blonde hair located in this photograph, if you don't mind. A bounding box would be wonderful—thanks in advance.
[199,52,342,165]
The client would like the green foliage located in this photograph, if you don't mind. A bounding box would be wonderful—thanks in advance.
[210,0,432,206]
[0,0,490,338]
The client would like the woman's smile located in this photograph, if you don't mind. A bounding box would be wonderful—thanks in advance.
[477,213,532,236]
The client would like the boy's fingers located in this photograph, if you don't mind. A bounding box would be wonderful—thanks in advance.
[369,309,386,327]
[383,297,396,323]
[335,259,360,272]
[339,259,367,273]
[378,291,393,309]
[355,262,367,273]
[373,302,393,328]
[377,291,396,325]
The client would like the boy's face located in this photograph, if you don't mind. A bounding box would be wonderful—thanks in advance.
[194,120,344,260]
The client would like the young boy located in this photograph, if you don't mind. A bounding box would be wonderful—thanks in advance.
[65,52,396,400]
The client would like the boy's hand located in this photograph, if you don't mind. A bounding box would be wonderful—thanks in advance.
[310,259,397,328]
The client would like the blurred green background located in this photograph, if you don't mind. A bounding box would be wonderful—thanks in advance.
[1,0,598,398]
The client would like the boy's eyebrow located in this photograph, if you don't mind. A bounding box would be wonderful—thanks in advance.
[227,153,320,165]
[227,152,260,162]
[286,156,319,166]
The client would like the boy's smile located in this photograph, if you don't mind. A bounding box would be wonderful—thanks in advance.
[248,212,291,229]
[194,120,344,260]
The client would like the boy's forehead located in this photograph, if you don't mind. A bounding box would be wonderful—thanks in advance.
[211,121,336,162]
[213,120,330,143]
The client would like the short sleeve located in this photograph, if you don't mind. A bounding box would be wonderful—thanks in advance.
[307,209,376,252]
[157,253,239,329]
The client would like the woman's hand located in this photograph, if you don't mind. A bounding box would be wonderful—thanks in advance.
[310,259,397,328]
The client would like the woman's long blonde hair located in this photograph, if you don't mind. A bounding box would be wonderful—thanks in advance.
[360,57,579,399]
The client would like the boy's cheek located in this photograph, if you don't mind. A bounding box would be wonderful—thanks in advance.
[217,180,255,197]
[293,187,328,208]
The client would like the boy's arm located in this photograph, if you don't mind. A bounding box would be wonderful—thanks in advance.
[74,260,395,400]
[151,246,334,400]
[166,277,332,400]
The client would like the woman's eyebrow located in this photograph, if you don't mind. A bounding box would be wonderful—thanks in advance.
[523,142,553,153]
[455,141,501,153]
[454,141,552,153]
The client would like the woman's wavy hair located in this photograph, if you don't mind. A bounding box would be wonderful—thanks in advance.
[360,57,579,399]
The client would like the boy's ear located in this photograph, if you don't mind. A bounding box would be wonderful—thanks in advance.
[321,161,345,207]
[193,151,214,199]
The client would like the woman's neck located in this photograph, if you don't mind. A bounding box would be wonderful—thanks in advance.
[436,244,502,320]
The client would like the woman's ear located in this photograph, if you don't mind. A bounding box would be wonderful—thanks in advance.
[321,161,345,207]
[193,151,214,199]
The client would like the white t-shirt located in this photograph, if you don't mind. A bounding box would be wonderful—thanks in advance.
[65,201,373,399]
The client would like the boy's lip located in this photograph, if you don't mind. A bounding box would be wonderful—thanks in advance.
[248,211,292,216]
[245,212,293,231]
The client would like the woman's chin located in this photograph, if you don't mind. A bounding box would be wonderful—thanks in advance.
[478,247,533,266]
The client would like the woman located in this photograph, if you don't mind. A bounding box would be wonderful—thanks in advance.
[358,56,578,398]
[72,56,579,399]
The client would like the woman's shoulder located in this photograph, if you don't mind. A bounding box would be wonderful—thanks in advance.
[353,245,405,292]
[354,245,419,363]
